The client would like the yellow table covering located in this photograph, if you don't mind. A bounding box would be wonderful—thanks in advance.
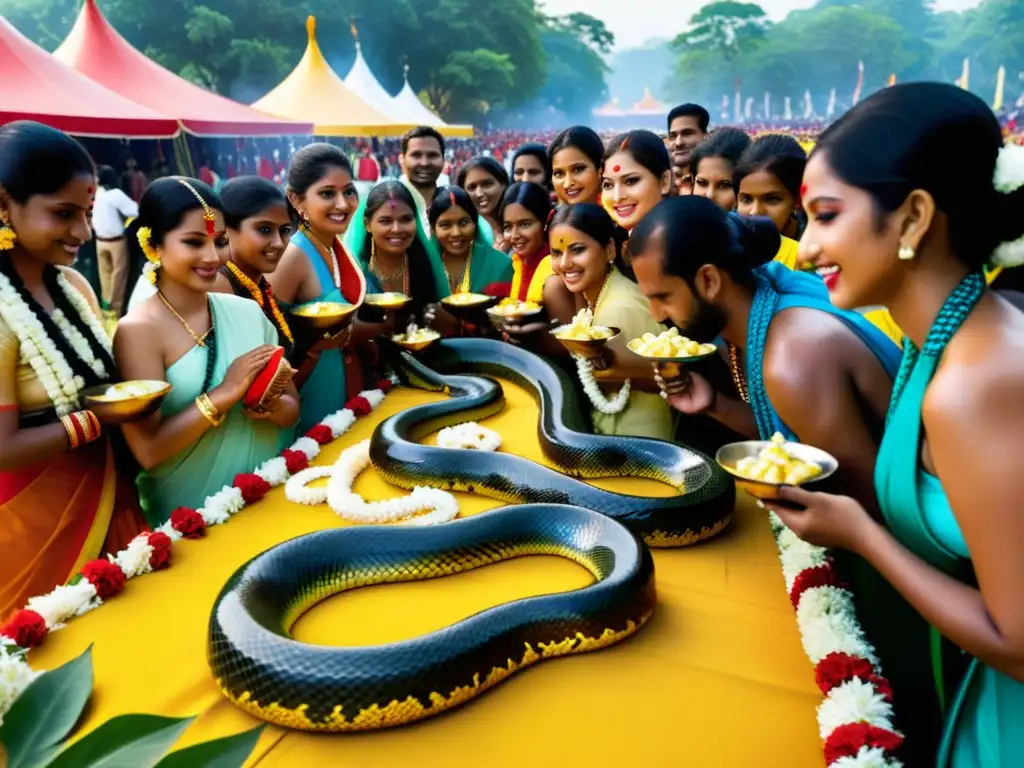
[30,380,824,766]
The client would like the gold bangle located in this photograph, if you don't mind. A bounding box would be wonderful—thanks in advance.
[72,411,94,444]
[84,410,102,441]
[195,393,223,427]
[60,414,81,449]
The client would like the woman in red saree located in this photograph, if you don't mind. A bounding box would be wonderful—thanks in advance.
[0,122,147,619]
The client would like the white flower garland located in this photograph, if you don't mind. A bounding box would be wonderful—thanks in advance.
[990,144,1024,267]
[574,355,630,415]
[0,648,38,728]
[436,422,502,451]
[55,270,113,357]
[0,272,83,415]
[50,310,106,379]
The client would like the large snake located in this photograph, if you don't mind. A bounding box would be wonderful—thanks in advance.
[374,338,736,547]
[209,504,655,731]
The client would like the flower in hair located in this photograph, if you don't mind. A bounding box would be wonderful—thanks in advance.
[993,144,1024,194]
[991,235,1024,268]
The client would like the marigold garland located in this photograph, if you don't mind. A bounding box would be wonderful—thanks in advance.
[226,261,294,344]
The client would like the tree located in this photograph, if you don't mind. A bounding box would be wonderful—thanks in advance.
[533,13,614,121]
[671,1,770,60]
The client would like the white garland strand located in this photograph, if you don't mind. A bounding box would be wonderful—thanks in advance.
[55,271,113,357]
[50,310,106,379]
[0,649,39,728]
[436,422,502,451]
[990,144,1024,267]
[574,355,630,415]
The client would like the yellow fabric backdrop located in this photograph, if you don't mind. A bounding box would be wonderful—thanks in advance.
[30,381,824,767]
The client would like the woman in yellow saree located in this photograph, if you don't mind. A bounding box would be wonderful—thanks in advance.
[0,122,147,619]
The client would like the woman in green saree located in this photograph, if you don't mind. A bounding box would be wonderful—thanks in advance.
[116,178,300,527]
[428,186,512,294]
[765,83,1024,767]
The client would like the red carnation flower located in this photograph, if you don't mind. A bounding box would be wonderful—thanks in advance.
[376,378,393,393]
[304,424,333,445]
[345,396,372,417]
[281,449,309,474]
[147,532,172,570]
[169,507,206,539]
[789,563,844,607]
[823,722,903,765]
[0,609,47,648]
[815,652,876,695]
[234,473,271,504]
[866,673,895,703]
[81,559,127,599]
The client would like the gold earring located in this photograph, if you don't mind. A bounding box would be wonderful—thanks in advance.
[0,211,16,251]
[370,238,376,261]
[898,244,916,261]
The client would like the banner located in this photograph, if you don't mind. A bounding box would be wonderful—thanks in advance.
[764,91,771,119]
[994,65,1006,111]
[784,96,792,121]
[852,60,864,105]
[826,88,836,119]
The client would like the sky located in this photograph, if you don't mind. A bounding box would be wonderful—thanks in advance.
[540,0,985,51]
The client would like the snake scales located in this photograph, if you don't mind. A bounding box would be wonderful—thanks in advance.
[209,338,733,732]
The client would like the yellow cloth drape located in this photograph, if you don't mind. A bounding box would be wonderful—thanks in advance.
[773,236,802,270]
[509,254,555,305]
[30,384,823,766]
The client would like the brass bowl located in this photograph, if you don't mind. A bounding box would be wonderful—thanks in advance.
[289,302,358,336]
[391,328,441,353]
[83,380,172,424]
[715,440,839,500]
[626,338,718,378]
[365,292,412,311]
[550,325,620,358]
[486,303,543,331]
[441,292,499,321]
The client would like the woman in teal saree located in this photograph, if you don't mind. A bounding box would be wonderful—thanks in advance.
[116,177,299,526]
[765,83,1024,767]
[428,186,512,296]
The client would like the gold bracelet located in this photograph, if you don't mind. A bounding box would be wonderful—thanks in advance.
[83,410,102,441]
[195,393,223,427]
[60,414,81,449]
[72,411,95,444]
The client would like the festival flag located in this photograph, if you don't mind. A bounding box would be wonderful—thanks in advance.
[887,73,897,86]
[956,58,970,90]
[349,17,359,42]
[803,89,813,119]
[784,96,792,121]
[764,92,771,119]
[852,61,865,105]
[994,65,1006,111]
[734,79,743,123]
[721,95,730,121]
[744,97,754,120]
[826,88,837,119]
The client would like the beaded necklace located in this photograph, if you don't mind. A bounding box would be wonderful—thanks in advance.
[225,262,294,344]
[371,251,410,296]
[728,344,750,403]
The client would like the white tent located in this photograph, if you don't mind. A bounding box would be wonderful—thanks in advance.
[343,42,408,122]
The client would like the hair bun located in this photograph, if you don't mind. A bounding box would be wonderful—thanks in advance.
[725,213,780,269]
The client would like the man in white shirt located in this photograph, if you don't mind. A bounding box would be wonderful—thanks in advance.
[93,165,139,314]
[398,126,446,234]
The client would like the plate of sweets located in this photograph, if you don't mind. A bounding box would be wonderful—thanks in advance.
[715,433,838,501]
[440,292,499,321]
[627,328,717,377]
[364,292,412,311]
[290,301,359,336]
[83,379,172,423]
[391,324,442,353]
[551,308,620,357]
[486,298,543,330]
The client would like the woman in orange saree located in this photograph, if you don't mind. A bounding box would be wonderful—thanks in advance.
[0,122,147,620]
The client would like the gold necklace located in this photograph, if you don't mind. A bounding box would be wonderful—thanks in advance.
[305,230,341,287]
[158,291,211,347]
[728,344,750,403]
[443,251,471,293]
[586,268,614,315]
[370,249,410,295]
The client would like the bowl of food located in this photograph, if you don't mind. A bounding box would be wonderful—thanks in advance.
[715,433,838,500]
[364,292,412,311]
[627,328,718,378]
[82,379,172,423]
[551,308,620,357]
[391,326,442,353]
[290,301,358,336]
[441,292,499,321]
[486,299,543,330]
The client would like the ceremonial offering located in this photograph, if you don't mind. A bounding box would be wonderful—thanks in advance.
[436,421,502,452]
[627,328,718,377]
[486,299,542,330]
[440,292,499,321]
[208,504,656,732]
[392,325,441,352]
[551,308,619,357]
[243,347,293,412]
[377,337,735,547]
[83,380,172,423]
[290,301,358,336]
[364,292,412,310]
[716,434,837,500]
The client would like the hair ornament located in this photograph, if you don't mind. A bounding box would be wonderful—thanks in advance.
[449,191,457,207]
[388,185,398,209]
[988,144,1024,267]
[137,226,161,283]
[174,177,217,236]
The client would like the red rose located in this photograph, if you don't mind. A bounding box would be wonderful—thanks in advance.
[815,652,876,695]
[169,507,206,539]
[0,609,47,648]
[376,378,393,393]
[81,559,127,599]
[281,449,309,474]
[823,722,903,765]
[234,473,271,505]
[789,563,844,608]
[345,396,372,417]
[304,424,333,445]
[147,532,172,570]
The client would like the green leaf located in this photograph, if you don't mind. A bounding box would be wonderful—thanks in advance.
[0,645,94,768]
[153,725,265,768]
[47,714,194,768]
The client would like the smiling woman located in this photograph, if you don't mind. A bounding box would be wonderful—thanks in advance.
[428,186,512,300]
[601,130,674,233]
[549,127,604,206]
[690,128,752,213]
[456,158,509,249]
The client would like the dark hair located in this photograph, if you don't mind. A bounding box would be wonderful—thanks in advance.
[220,176,288,230]
[548,126,604,170]
[631,195,779,289]
[511,142,552,187]
[549,203,629,273]
[733,134,807,202]
[499,181,553,228]
[285,143,353,222]
[603,130,672,179]
[97,165,119,190]
[816,82,1022,271]
[428,185,479,230]
[690,128,752,179]
[0,121,95,204]
[668,103,710,134]
[361,180,440,305]
[455,156,509,189]
[402,126,445,156]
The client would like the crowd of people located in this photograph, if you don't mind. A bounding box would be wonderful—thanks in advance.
[2,80,1023,766]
